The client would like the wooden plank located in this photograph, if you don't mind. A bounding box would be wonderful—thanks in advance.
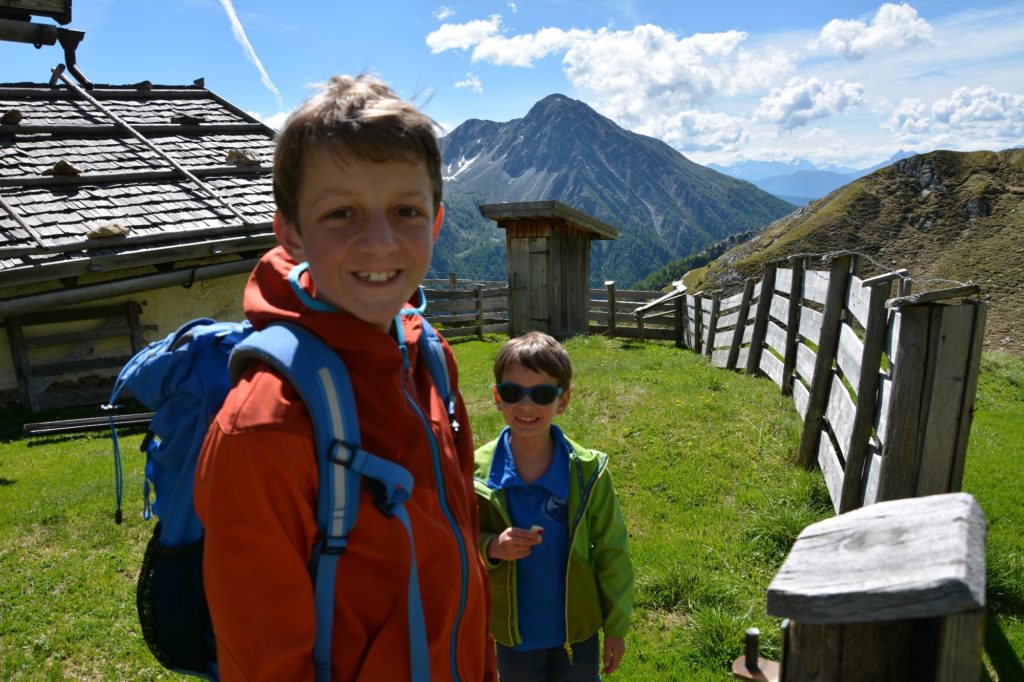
[780,621,841,682]
[766,492,986,623]
[760,350,784,388]
[736,347,749,370]
[886,309,902,367]
[818,435,844,513]
[797,256,851,469]
[742,324,753,344]
[726,279,755,371]
[802,268,831,305]
[5,317,35,411]
[846,274,873,328]
[782,260,805,395]
[795,342,816,385]
[798,305,822,345]
[948,302,987,492]
[875,376,893,446]
[860,447,882,506]
[23,412,155,436]
[674,296,684,348]
[775,267,793,294]
[746,264,776,376]
[717,310,740,329]
[825,373,857,458]
[30,355,131,377]
[765,320,787,357]
[711,349,730,368]
[935,609,985,682]
[752,280,762,298]
[835,323,864,390]
[701,295,714,312]
[839,281,892,512]
[719,290,744,312]
[916,304,975,496]
[692,293,704,354]
[887,284,981,308]
[793,378,810,420]
[769,293,789,325]
[877,305,930,502]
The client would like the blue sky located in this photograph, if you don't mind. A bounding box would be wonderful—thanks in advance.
[3,1,1022,169]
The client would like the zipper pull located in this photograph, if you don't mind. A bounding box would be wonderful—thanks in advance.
[563,641,574,666]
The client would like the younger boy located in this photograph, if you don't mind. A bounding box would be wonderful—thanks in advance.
[474,332,633,680]
[194,75,495,681]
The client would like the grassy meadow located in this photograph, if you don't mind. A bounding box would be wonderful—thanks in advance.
[0,335,1021,680]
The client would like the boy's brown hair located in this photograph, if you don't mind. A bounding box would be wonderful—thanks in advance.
[273,74,443,227]
[493,331,573,390]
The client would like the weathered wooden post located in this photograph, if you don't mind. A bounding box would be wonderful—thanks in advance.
[726,278,755,371]
[692,292,704,355]
[476,284,486,340]
[480,201,619,339]
[449,271,457,289]
[767,492,986,682]
[796,255,851,469]
[606,281,617,336]
[837,271,897,513]
[780,257,806,396]
[705,291,721,358]
[745,263,776,375]
[674,294,684,349]
[876,287,986,502]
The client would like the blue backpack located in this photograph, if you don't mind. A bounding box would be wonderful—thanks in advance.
[107,311,457,682]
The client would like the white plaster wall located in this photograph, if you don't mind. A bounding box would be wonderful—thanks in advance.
[0,273,250,401]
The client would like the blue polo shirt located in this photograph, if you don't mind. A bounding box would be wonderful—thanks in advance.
[487,425,571,650]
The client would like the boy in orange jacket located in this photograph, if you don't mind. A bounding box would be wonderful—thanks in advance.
[194,74,496,681]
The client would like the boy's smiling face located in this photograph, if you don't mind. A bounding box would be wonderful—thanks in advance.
[494,363,570,443]
[275,144,436,331]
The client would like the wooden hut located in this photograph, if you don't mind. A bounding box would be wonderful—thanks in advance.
[479,201,618,339]
[0,71,277,410]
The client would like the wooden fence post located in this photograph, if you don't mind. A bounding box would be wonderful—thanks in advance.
[796,255,851,469]
[606,281,617,336]
[704,292,721,357]
[449,271,457,289]
[767,493,986,681]
[877,289,986,502]
[838,274,893,513]
[674,295,684,348]
[781,257,806,396]
[693,292,704,355]
[726,279,755,370]
[476,284,485,340]
[745,263,777,375]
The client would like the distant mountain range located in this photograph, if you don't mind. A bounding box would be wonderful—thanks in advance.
[433,94,794,285]
[709,152,916,205]
[691,148,1024,352]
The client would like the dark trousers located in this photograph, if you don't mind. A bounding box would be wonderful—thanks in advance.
[495,634,600,682]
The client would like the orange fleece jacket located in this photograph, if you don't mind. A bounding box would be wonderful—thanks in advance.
[194,247,495,681]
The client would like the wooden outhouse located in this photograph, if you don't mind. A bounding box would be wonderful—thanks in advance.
[479,201,618,339]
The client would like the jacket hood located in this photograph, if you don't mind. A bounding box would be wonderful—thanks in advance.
[244,246,425,352]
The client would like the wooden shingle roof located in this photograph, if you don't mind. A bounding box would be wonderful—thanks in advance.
[0,78,277,291]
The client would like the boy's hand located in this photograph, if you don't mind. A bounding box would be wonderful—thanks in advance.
[602,635,626,675]
[486,527,543,561]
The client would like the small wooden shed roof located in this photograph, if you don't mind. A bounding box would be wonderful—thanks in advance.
[479,200,619,240]
[0,76,277,295]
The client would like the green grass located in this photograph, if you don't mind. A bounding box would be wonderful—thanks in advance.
[1,339,1021,679]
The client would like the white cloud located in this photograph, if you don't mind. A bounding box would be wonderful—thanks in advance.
[756,77,864,130]
[931,85,1024,138]
[883,97,930,142]
[253,110,289,131]
[816,2,934,60]
[507,2,518,13]
[426,16,501,52]
[472,26,586,67]
[454,72,483,93]
[638,110,748,152]
[434,5,455,21]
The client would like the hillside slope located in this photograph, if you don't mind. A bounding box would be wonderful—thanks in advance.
[688,149,1024,352]
[435,94,793,285]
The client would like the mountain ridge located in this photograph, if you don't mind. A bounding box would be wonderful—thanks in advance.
[434,94,794,285]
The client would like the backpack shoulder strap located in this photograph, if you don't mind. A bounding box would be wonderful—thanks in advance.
[416,316,460,437]
[228,321,429,682]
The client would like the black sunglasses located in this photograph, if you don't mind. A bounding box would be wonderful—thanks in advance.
[495,382,563,405]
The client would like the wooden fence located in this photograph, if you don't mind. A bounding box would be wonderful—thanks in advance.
[421,278,509,339]
[635,254,987,514]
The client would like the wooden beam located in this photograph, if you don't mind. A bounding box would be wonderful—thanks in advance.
[886,284,980,308]
[725,278,755,370]
[0,123,269,136]
[0,163,272,189]
[745,264,776,376]
[781,257,805,395]
[796,255,851,469]
[23,412,155,437]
